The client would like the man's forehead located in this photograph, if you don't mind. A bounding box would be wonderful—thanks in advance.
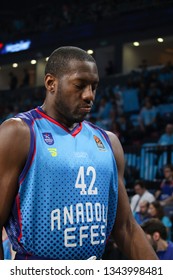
[134,184,142,189]
[68,60,99,82]
[68,59,97,71]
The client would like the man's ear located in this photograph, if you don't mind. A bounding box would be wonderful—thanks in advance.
[153,232,160,241]
[44,74,57,92]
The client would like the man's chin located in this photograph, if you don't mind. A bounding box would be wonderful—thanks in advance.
[73,114,88,123]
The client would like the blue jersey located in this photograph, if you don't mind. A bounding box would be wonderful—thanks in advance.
[6,107,118,260]
[3,238,12,260]
[157,242,173,260]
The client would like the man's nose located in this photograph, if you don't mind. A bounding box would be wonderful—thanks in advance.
[82,85,95,103]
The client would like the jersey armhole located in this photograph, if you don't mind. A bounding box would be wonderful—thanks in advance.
[19,120,36,184]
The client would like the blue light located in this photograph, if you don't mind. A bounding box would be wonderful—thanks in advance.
[0,40,31,54]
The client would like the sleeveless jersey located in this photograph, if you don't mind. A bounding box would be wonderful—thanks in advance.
[6,107,118,259]
[3,238,12,260]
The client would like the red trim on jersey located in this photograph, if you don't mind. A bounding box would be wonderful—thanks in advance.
[16,195,22,242]
[36,108,69,131]
[71,123,82,137]
[36,107,82,136]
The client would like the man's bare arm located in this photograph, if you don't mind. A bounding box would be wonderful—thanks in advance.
[0,119,30,259]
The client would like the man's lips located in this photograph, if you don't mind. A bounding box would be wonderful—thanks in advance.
[79,107,92,113]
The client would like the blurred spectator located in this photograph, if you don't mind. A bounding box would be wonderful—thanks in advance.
[138,81,148,105]
[95,96,113,129]
[158,63,173,87]
[105,60,115,76]
[158,124,173,146]
[97,96,113,119]
[20,68,30,88]
[113,88,124,115]
[130,180,155,213]
[139,97,158,138]
[155,164,173,202]
[141,218,173,259]
[147,82,162,105]
[134,200,150,225]
[9,72,18,90]
[121,78,140,113]
[116,114,134,145]
[148,201,172,241]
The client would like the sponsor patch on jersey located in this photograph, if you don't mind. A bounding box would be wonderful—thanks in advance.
[48,148,57,157]
[93,135,106,151]
[42,132,54,145]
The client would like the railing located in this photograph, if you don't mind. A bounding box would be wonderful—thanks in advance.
[124,144,173,182]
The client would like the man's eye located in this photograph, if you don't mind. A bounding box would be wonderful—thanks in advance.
[92,86,97,91]
[74,84,98,91]
[92,83,99,91]
[75,84,84,89]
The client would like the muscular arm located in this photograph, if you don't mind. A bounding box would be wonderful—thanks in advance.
[106,131,158,260]
[0,118,30,259]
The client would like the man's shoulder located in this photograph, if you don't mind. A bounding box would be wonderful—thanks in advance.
[0,109,36,140]
[144,190,155,199]
[0,117,28,133]
[145,190,154,195]
[131,194,140,201]
[15,108,38,123]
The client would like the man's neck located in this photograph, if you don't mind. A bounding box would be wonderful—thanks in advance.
[40,104,80,130]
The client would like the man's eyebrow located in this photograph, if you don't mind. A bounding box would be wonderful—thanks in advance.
[73,78,99,84]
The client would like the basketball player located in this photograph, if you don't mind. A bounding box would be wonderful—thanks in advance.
[0,46,158,260]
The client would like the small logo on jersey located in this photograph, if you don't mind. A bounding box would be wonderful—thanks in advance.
[93,135,106,151]
[48,148,57,157]
[42,132,54,145]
